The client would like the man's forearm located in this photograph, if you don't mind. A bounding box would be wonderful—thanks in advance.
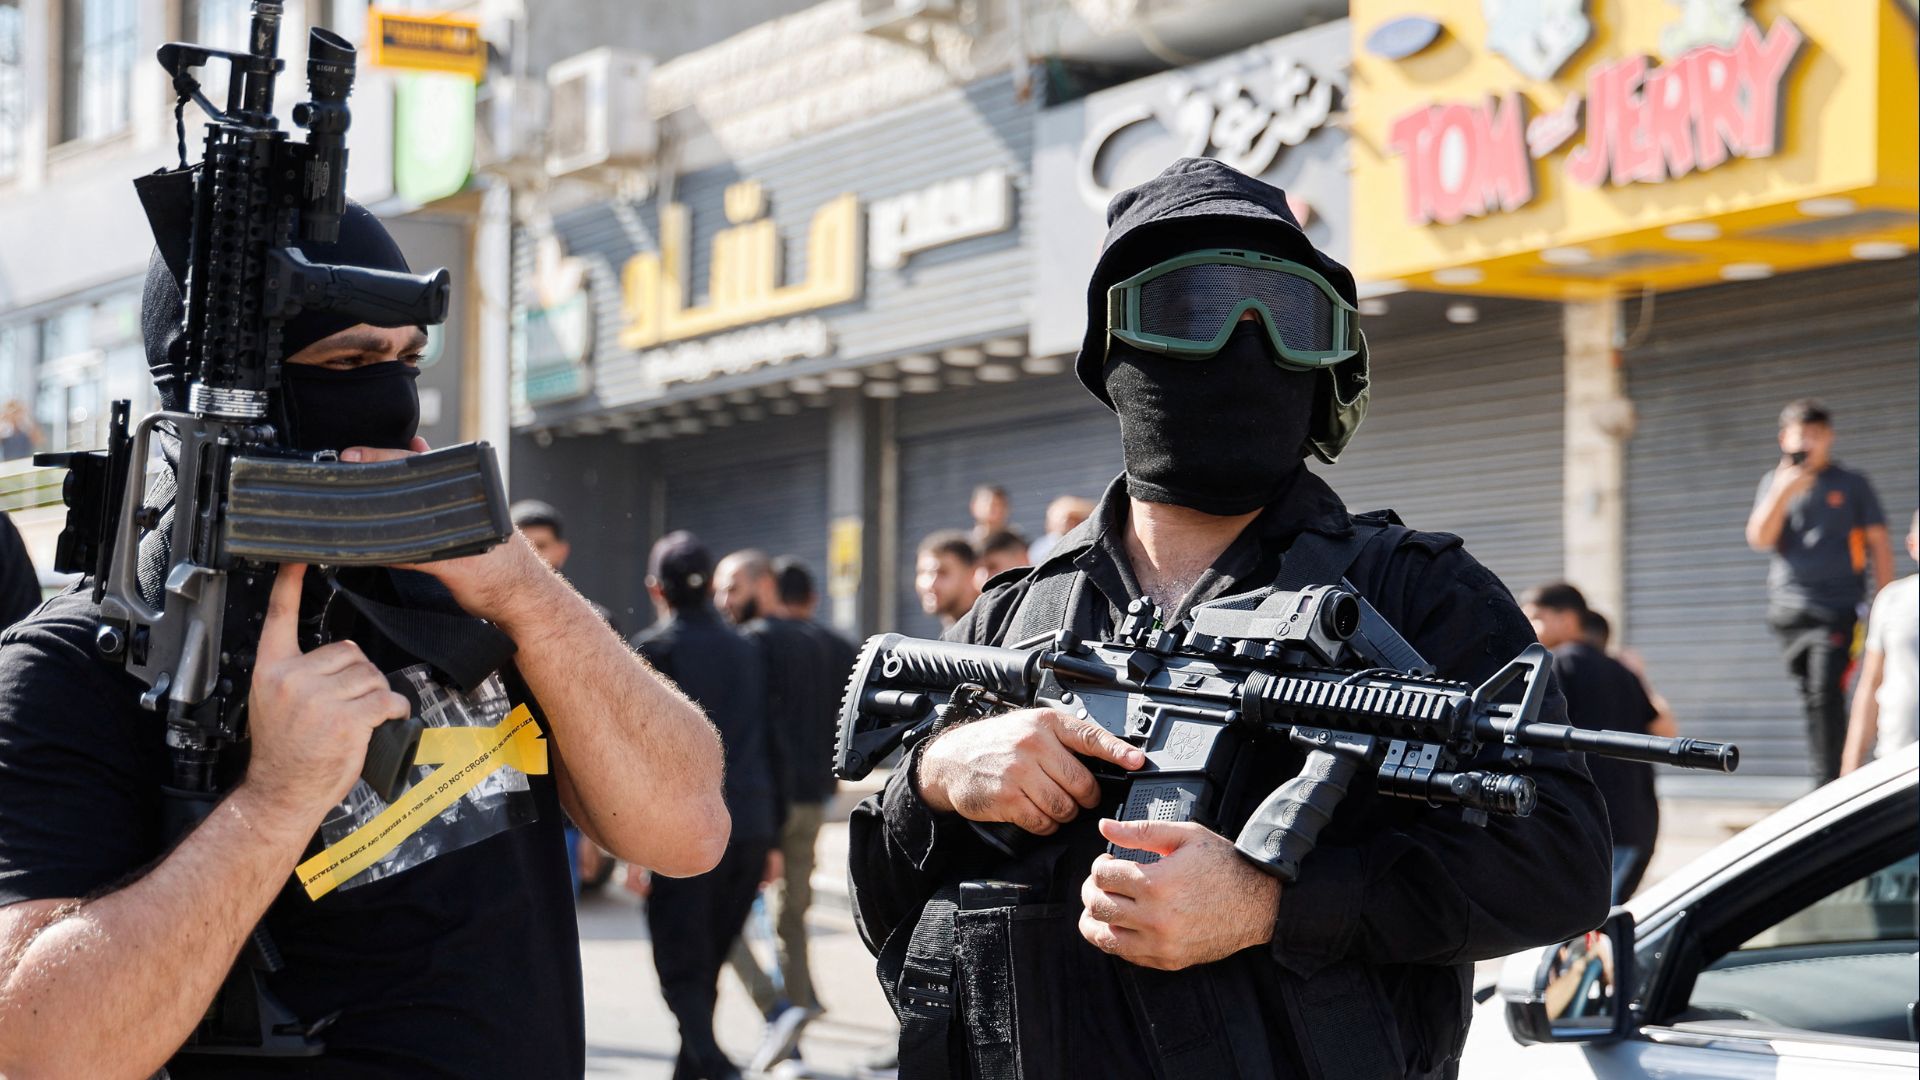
[0,787,318,1078]
[1745,486,1793,551]
[1869,532,1895,593]
[1842,655,1883,774]
[495,573,728,877]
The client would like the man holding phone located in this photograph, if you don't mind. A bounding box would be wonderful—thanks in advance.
[1746,399,1893,784]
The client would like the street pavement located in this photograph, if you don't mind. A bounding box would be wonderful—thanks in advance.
[579,787,1779,1078]
[582,793,895,1079]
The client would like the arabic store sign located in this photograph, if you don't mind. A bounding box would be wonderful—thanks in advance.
[615,169,1015,354]
[516,168,1019,409]
[1349,0,1919,300]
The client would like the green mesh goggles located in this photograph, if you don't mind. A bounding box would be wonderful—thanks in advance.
[1106,249,1360,370]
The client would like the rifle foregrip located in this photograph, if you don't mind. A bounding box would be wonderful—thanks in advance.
[1234,741,1366,882]
[222,442,510,565]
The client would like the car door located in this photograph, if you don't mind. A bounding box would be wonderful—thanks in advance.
[1600,776,1919,1079]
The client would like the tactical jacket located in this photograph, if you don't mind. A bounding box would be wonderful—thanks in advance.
[847,471,1613,1079]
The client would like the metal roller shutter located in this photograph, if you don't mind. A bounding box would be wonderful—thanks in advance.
[1623,259,1920,800]
[1323,309,1568,595]
[893,374,1123,636]
[658,411,832,592]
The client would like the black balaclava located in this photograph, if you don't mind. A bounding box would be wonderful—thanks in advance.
[1105,323,1317,516]
[282,363,421,452]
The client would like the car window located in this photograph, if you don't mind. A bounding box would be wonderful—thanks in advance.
[1679,850,1918,1041]
[1741,852,1919,950]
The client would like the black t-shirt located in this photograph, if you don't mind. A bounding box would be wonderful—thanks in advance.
[1753,461,1885,619]
[795,620,858,806]
[0,587,585,1077]
[0,510,39,629]
[1549,641,1660,849]
[741,616,824,808]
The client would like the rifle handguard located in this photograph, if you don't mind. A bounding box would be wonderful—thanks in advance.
[222,442,510,565]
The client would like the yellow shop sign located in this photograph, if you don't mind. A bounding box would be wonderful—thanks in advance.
[619,180,863,350]
[1350,0,1918,299]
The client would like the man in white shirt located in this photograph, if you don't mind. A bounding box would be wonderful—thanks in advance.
[1843,511,1919,774]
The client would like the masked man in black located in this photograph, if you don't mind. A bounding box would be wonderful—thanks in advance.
[0,205,731,1078]
[847,159,1612,1079]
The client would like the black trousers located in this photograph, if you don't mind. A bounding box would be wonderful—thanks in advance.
[1770,609,1857,785]
[648,838,772,1080]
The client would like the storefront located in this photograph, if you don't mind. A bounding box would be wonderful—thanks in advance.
[1349,0,1919,797]
[510,74,1037,634]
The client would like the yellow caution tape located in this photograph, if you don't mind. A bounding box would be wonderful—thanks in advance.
[295,704,550,900]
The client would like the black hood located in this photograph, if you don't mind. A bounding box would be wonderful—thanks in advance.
[1073,157,1358,409]
[137,168,414,411]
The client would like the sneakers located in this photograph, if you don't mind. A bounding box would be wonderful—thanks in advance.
[747,1004,820,1074]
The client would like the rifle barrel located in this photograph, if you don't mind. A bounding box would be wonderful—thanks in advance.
[1491,721,1740,773]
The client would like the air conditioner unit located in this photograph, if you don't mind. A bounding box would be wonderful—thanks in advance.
[859,0,959,42]
[545,48,655,179]
[474,76,548,176]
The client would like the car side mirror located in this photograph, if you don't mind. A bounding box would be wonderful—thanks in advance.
[1501,908,1635,1045]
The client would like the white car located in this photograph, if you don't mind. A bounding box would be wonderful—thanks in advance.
[1462,745,1918,1078]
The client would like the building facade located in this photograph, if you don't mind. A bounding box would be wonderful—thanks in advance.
[1349,0,1919,798]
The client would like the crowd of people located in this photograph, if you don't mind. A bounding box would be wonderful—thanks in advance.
[1520,397,1917,906]
[508,496,860,1079]
[913,486,1094,631]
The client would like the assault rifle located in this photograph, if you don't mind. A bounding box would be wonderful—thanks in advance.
[835,586,1737,879]
[33,2,509,1054]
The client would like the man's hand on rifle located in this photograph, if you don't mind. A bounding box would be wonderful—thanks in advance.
[341,438,551,624]
[341,442,732,878]
[242,563,412,823]
[1077,818,1281,971]
[915,707,1145,835]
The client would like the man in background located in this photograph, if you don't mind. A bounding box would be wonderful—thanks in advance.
[1525,582,1674,902]
[1028,494,1094,563]
[1843,511,1919,775]
[773,554,858,712]
[914,530,978,630]
[511,499,618,633]
[714,549,824,1071]
[968,483,1012,548]
[1581,608,1677,740]
[1745,400,1893,784]
[974,528,1032,590]
[634,534,781,1080]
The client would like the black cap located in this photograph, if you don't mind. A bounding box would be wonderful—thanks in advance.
[648,530,712,592]
[509,499,565,538]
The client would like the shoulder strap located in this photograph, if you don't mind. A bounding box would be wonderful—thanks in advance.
[1278,527,1433,676]
[1004,567,1095,648]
